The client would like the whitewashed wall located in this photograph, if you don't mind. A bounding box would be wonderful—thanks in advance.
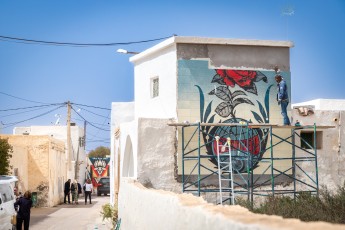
[118,178,343,230]
[131,43,178,119]
[293,99,345,110]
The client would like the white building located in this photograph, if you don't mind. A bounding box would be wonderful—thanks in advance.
[110,36,294,202]
[14,125,87,183]
[110,36,345,229]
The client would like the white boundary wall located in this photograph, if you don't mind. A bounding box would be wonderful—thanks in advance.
[118,178,344,230]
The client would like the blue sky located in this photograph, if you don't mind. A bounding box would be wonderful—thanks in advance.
[1,0,344,151]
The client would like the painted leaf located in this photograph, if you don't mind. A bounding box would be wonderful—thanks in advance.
[204,101,213,123]
[242,84,257,95]
[254,71,268,83]
[232,98,254,108]
[257,100,267,121]
[251,111,264,123]
[206,114,216,133]
[265,85,273,121]
[211,73,226,85]
[195,85,204,123]
[231,90,247,99]
[215,102,232,118]
[208,86,231,101]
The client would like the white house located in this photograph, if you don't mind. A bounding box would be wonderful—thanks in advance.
[13,125,87,183]
[110,36,294,202]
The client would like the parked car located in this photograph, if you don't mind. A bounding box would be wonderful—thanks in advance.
[97,177,110,196]
[0,175,17,230]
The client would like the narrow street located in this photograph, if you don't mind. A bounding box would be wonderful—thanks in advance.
[30,195,113,230]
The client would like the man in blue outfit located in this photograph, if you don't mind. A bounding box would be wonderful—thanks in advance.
[275,75,290,125]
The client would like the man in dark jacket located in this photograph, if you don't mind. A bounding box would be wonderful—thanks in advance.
[14,191,32,230]
[275,75,290,125]
[64,179,71,204]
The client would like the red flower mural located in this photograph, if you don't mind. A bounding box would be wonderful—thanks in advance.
[213,69,267,95]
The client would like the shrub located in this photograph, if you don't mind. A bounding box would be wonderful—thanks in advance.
[237,183,345,224]
[100,203,118,228]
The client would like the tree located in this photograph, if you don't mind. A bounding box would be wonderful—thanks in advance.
[88,146,110,158]
[0,137,13,175]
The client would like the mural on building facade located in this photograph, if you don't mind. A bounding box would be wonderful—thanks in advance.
[86,157,110,187]
[178,60,291,173]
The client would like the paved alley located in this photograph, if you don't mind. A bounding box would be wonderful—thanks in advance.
[30,195,113,230]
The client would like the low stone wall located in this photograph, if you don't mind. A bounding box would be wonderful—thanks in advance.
[118,178,344,230]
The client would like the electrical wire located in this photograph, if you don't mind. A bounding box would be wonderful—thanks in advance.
[74,118,109,127]
[0,34,175,47]
[71,103,111,110]
[71,106,110,132]
[0,103,65,112]
[2,104,65,129]
[0,91,54,104]
[0,105,61,118]
[73,106,110,119]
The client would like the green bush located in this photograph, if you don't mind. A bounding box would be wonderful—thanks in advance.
[100,203,118,228]
[238,184,345,224]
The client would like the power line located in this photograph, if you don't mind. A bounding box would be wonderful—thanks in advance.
[0,34,175,47]
[0,103,64,112]
[71,106,110,132]
[71,103,111,110]
[0,105,61,118]
[0,91,54,104]
[2,104,65,129]
[73,106,110,119]
[74,118,109,127]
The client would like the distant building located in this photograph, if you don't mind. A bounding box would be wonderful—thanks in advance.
[292,99,345,190]
[13,125,87,183]
[0,134,66,207]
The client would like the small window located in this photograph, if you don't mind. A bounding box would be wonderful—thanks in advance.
[151,77,159,98]
[300,131,322,149]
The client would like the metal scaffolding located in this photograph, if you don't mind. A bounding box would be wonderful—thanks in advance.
[169,122,326,205]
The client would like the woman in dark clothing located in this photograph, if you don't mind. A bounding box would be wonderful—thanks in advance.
[14,191,32,230]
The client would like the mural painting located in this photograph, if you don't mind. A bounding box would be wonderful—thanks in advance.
[86,157,110,187]
[177,60,291,173]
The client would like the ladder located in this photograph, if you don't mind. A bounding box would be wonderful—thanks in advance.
[215,136,235,205]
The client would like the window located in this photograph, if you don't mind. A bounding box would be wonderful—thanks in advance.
[300,131,322,149]
[151,77,159,98]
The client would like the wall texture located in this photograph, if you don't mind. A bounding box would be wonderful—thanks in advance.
[292,110,345,191]
[1,135,66,207]
[137,118,180,192]
[118,179,344,230]
[13,125,86,183]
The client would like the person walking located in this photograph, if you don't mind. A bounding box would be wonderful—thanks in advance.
[64,179,71,204]
[70,180,79,204]
[84,179,93,205]
[275,75,290,125]
[14,191,32,230]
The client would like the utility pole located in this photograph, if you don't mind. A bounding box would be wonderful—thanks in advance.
[67,101,72,173]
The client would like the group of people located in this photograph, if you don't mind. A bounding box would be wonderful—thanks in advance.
[64,178,93,205]
[12,179,93,230]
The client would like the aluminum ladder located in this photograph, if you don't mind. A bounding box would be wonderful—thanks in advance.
[215,136,235,205]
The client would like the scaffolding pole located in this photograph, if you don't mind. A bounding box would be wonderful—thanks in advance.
[169,122,331,205]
